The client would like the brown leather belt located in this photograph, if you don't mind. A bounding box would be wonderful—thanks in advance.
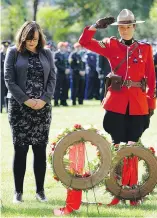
[123,80,142,88]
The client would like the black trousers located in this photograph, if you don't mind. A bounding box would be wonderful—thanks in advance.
[85,72,100,100]
[54,73,67,101]
[103,107,150,144]
[71,73,85,103]
[13,144,47,193]
[1,79,8,113]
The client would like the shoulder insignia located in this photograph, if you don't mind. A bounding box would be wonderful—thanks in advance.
[98,40,106,48]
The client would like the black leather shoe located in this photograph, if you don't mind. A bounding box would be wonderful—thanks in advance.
[78,100,83,105]
[72,101,76,106]
[60,100,68,106]
[54,101,59,106]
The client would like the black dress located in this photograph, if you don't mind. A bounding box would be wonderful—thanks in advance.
[8,51,52,146]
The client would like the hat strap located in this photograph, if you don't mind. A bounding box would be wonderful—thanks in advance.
[118,20,136,24]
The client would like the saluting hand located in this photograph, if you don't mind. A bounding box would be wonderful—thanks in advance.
[79,71,85,76]
[94,17,115,29]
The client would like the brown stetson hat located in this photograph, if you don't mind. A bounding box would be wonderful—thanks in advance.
[111,9,145,25]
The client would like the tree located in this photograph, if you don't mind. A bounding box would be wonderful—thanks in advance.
[33,0,39,21]
[54,0,103,25]
[150,0,157,20]
[54,0,156,40]
[1,1,28,41]
[37,6,70,41]
[1,0,156,42]
[135,0,157,41]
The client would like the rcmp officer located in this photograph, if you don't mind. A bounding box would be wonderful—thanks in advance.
[54,42,68,106]
[79,9,156,206]
[69,42,85,105]
[84,51,100,100]
[1,40,11,112]
[64,42,71,100]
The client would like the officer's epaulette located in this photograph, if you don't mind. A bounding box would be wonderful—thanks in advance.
[110,36,119,44]
[137,40,151,46]
[110,36,118,40]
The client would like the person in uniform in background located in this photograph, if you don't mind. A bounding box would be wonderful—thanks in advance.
[44,40,57,52]
[84,51,100,100]
[0,40,11,113]
[54,42,68,106]
[69,42,85,106]
[4,21,56,203]
[79,9,156,206]
[98,55,111,101]
[64,42,71,101]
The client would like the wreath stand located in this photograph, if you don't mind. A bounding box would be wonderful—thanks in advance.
[52,128,111,216]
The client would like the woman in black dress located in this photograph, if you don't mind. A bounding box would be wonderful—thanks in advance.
[4,21,56,203]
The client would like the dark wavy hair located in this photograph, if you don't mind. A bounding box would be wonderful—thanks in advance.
[15,21,46,52]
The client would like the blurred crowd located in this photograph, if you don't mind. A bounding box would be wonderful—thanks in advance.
[1,39,157,112]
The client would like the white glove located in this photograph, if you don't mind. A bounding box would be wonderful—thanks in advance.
[65,69,70,75]
[79,71,85,76]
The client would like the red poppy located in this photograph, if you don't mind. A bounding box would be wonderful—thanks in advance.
[83,171,91,177]
[149,147,155,154]
[74,124,82,129]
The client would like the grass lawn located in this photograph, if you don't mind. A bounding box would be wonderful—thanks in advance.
[1,100,157,217]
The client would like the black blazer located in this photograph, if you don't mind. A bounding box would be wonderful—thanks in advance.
[4,46,56,104]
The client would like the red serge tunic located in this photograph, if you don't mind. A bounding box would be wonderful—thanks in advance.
[79,27,156,115]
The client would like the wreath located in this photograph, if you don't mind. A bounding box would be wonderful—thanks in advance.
[105,143,157,201]
[48,124,112,190]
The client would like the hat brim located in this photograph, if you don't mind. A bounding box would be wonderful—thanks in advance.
[111,21,145,25]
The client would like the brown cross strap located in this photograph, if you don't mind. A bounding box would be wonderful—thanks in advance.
[113,42,138,73]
